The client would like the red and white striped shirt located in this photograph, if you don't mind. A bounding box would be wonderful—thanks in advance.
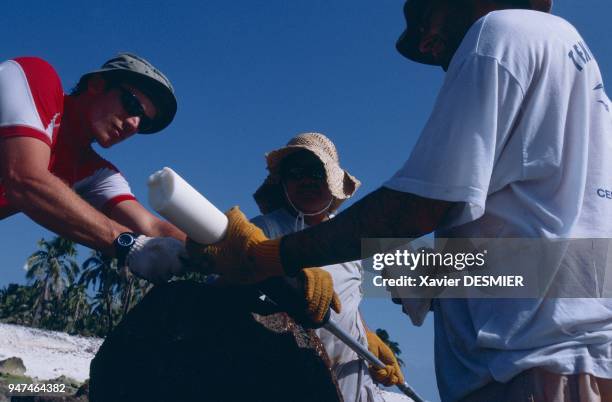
[0,57,136,219]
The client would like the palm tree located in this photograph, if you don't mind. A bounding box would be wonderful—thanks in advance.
[80,251,122,336]
[79,250,157,336]
[376,328,404,367]
[0,283,37,325]
[120,273,153,318]
[63,283,90,333]
[25,237,79,325]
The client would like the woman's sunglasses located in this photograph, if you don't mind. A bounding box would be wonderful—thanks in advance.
[282,166,326,181]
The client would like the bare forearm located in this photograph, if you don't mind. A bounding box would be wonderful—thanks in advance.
[109,200,187,241]
[280,187,452,275]
[6,172,129,255]
[149,220,186,241]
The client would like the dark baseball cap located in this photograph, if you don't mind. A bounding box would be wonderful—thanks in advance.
[396,0,553,65]
[78,53,177,134]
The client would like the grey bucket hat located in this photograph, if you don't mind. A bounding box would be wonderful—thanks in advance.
[253,132,361,214]
[396,0,553,65]
[78,53,177,134]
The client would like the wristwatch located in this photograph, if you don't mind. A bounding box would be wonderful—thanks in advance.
[114,232,139,266]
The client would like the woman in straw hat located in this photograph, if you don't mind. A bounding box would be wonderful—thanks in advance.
[251,133,411,402]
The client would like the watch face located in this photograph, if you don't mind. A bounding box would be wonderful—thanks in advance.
[117,233,136,248]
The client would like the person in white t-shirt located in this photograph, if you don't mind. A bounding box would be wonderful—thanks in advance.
[250,132,410,402]
[187,1,612,400]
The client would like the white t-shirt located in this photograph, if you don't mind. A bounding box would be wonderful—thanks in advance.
[384,9,612,402]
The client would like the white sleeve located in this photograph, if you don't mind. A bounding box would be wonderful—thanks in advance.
[0,60,49,141]
[73,168,136,213]
[384,54,525,228]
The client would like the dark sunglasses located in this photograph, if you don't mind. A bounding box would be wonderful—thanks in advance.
[117,86,152,132]
[282,166,326,181]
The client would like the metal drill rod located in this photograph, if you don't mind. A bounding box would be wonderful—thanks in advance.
[322,319,429,402]
[258,290,429,402]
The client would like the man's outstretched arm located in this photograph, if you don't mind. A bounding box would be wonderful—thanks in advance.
[1,137,186,284]
[280,187,453,274]
[0,136,131,256]
[187,188,453,283]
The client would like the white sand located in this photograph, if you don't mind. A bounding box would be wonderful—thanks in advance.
[0,323,102,382]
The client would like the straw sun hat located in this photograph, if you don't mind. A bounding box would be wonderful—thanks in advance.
[253,133,361,215]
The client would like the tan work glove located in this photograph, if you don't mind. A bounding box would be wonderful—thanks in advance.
[366,330,405,386]
[299,268,341,324]
[185,206,284,284]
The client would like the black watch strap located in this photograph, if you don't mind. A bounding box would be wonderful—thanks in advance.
[114,232,139,266]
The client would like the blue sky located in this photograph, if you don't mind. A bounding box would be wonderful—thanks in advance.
[1,1,611,400]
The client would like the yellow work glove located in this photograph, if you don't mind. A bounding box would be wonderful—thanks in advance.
[366,330,405,386]
[299,268,341,324]
[185,206,284,284]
